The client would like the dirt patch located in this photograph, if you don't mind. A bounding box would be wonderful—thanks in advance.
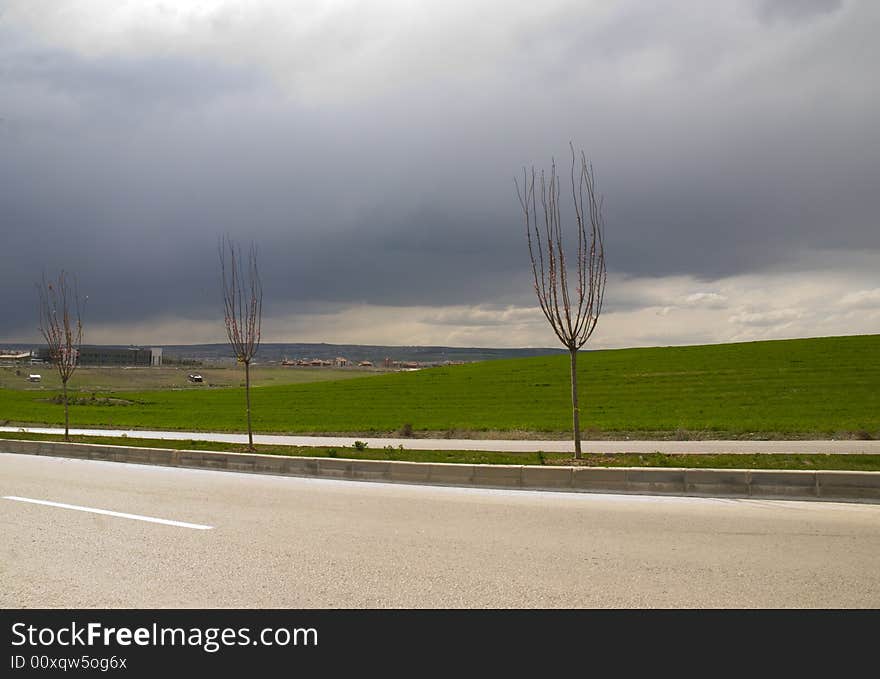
[38,395,138,407]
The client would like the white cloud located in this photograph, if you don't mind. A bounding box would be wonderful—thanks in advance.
[839,288,880,309]
[728,308,801,326]
[682,292,728,308]
[0,1,568,102]
[3,0,860,105]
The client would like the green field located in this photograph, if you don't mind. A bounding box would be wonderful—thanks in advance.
[0,365,377,391]
[0,334,878,439]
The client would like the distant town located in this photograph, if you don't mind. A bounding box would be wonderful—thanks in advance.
[0,342,566,370]
[280,356,464,370]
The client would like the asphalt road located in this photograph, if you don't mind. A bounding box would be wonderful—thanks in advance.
[3,426,880,454]
[2,452,878,608]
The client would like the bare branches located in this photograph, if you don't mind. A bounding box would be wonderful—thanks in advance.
[219,235,262,365]
[516,145,607,459]
[516,145,607,352]
[37,271,83,383]
[219,235,262,451]
[37,270,84,441]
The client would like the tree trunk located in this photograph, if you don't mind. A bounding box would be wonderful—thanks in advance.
[570,348,581,459]
[245,360,253,451]
[62,379,70,442]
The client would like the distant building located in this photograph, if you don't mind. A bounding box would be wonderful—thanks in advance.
[358,361,373,367]
[0,351,32,366]
[381,357,422,370]
[32,346,163,367]
[334,357,349,367]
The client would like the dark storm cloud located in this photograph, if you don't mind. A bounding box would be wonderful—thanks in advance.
[1,1,877,340]
[0,31,271,336]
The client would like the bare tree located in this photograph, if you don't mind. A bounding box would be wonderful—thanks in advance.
[516,145,607,459]
[37,271,84,442]
[219,236,263,451]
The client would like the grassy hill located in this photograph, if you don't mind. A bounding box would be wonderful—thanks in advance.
[1,334,877,438]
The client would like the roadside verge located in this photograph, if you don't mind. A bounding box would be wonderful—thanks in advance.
[1,438,878,502]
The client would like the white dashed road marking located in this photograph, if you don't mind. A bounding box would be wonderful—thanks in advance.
[2,495,213,530]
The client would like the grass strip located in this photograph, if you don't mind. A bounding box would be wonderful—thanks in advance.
[2,432,879,471]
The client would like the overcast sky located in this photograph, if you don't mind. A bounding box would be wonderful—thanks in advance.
[1,0,877,349]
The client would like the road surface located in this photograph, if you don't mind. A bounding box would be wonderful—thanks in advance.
[2,452,878,608]
[2,426,879,454]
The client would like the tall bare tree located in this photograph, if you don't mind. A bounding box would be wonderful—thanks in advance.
[516,145,607,459]
[37,271,84,442]
[219,236,263,451]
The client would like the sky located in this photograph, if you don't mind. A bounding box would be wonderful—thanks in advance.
[1,0,877,349]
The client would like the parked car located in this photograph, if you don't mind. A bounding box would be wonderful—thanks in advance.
[187,373,203,383]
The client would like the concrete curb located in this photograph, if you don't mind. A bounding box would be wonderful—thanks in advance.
[2,439,879,502]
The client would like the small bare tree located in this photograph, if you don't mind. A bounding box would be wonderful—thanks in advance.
[37,271,84,441]
[219,236,262,451]
[516,145,607,459]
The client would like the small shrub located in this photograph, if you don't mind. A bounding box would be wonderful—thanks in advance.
[537,450,546,465]
[327,448,338,458]
[834,430,874,441]
[400,423,414,437]
[353,440,368,451]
